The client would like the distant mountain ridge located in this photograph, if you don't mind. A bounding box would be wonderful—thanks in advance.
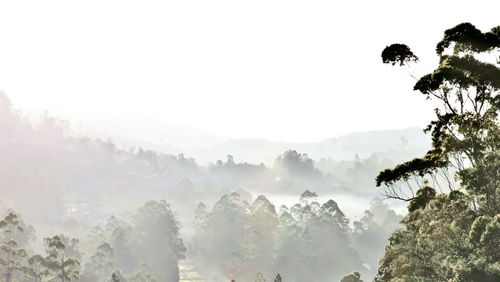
[188,127,431,165]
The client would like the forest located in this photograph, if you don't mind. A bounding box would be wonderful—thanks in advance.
[0,22,499,282]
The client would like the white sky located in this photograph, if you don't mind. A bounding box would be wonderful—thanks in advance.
[0,0,498,142]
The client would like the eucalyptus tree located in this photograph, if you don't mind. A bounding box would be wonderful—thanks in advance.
[377,23,499,215]
[339,271,364,282]
[44,235,81,282]
[0,212,28,282]
[132,200,186,282]
[375,23,499,281]
[26,254,49,282]
[83,243,115,281]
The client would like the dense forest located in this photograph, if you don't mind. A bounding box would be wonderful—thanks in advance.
[0,90,404,281]
[0,22,498,281]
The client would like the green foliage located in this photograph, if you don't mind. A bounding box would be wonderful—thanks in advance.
[377,22,499,206]
[376,152,446,188]
[375,22,500,281]
[381,44,419,66]
[340,271,363,282]
[44,235,81,282]
[407,186,436,212]
[274,150,322,179]
[192,192,362,281]
[26,254,49,282]
[132,199,186,281]
[0,203,186,282]
[351,198,402,277]
[84,242,115,281]
[436,23,500,55]
[0,212,29,282]
[84,200,185,281]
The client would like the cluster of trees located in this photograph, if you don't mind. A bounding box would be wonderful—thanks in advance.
[373,23,499,281]
[190,191,400,281]
[0,211,81,282]
[0,199,185,282]
[2,20,496,282]
[82,200,186,281]
[0,192,402,282]
[2,92,410,281]
[0,94,346,230]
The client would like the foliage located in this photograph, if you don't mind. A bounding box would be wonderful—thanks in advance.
[83,200,185,281]
[381,44,418,66]
[274,150,323,179]
[378,23,499,208]
[340,271,364,282]
[0,200,187,282]
[44,235,81,282]
[0,212,29,282]
[83,243,115,281]
[375,22,500,281]
[192,192,364,282]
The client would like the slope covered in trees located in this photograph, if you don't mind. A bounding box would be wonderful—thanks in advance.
[374,22,499,281]
[0,191,400,281]
[0,201,185,281]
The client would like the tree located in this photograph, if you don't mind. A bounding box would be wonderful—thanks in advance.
[0,212,29,282]
[192,193,249,275]
[84,243,115,281]
[375,23,499,281]
[228,196,279,281]
[26,254,49,282]
[132,200,186,281]
[274,150,322,178]
[377,23,499,214]
[300,190,318,205]
[44,235,81,282]
[109,272,121,282]
[339,271,363,282]
[108,270,127,282]
[352,198,402,278]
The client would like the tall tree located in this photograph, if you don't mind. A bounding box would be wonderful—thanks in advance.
[377,23,499,214]
[132,200,186,281]
[26,254,49,282]
[0,213,28,282]
[44,235,81,282]
[375,23,499,281]
[83,243,115,281]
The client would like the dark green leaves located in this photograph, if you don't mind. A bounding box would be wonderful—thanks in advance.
[436,23,500,54]
[407,187,436,212]
[414,55,500,94]
[381,44,419,66]
[375,152,446,187]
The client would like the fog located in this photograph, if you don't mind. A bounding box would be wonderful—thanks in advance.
[0,0,497,280]
[0,93,430,281]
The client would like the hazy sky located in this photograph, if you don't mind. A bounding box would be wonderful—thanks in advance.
[0,0,497,142]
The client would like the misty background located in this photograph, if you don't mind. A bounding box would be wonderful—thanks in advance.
[1,93,425,281]
[0,1,496,281]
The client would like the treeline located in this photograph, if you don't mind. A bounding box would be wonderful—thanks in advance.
[0,92,401,238]
[0,191,400,281]
[0,200,185,281]
[190,192,399,281]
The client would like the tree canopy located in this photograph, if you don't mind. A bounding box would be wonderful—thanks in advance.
[375,22,499,282]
